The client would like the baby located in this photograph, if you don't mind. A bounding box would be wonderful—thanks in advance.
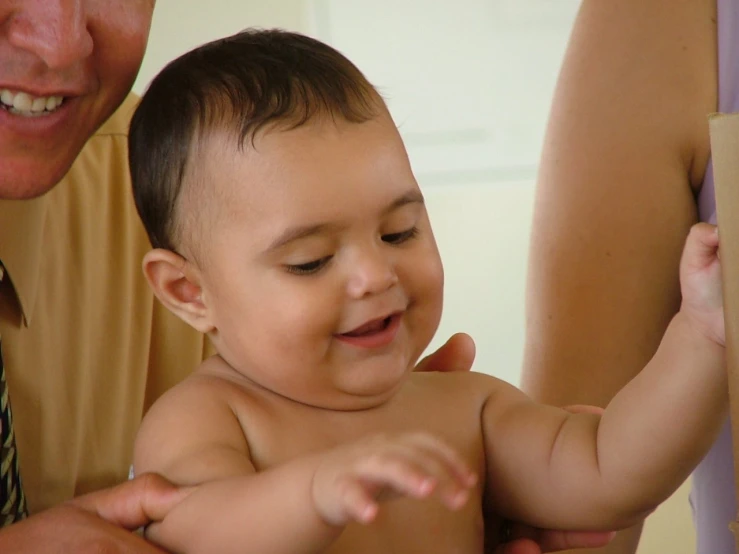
[128,29,726,554]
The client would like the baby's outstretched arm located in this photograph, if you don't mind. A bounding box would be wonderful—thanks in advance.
[482,223,725,530]
[134,375,476,554]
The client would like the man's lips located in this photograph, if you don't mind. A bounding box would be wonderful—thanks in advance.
[0,81,88,117]
[335,313,402,349]
[0,93,78,138]
[0,80,87,98]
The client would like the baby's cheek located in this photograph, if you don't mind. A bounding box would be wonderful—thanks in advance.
[417,255,445,340]
[423,248,445,305]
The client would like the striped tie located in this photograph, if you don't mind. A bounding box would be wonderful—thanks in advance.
[0,264,27,526]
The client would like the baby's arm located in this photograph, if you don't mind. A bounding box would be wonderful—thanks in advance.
[133,374,334,554]
[134,372,475,554]
[482,223,725,530]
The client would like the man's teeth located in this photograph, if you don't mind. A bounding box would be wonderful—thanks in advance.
[0,89,64,115]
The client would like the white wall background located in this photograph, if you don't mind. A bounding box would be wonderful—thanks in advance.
[135,2,694,552]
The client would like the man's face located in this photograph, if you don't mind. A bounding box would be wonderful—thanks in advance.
[0,0,155,199]
[192,115,445,410]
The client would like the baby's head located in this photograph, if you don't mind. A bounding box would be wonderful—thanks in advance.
[129,29,444,410]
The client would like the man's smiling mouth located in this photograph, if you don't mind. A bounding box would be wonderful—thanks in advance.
[0,89,65,117]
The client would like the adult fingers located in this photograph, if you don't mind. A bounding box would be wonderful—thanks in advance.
[562,404,604,416]
[69,473,193,530]
[505,523,615,553]
[415,333,476,373]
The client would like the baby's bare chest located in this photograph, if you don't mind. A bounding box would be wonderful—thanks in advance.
[232,374,500,552]
[327,497,491,554]
[240,374,488,469]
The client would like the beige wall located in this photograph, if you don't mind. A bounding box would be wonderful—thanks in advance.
[137,2,696,552]
[134,1,308,95]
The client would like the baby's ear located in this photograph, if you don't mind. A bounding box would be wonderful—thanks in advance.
[142,249,214,333]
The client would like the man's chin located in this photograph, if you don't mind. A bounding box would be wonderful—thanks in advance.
[0,163,74,200]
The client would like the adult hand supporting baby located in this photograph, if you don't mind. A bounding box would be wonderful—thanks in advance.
[417,336,615,553]
[0,473,190,553]
[494,528,616,554]
[415,333,477,374]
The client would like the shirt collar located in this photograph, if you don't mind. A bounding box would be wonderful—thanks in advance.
[0,192,49,326]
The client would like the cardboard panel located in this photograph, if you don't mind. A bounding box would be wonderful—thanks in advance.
[709,112,739,553]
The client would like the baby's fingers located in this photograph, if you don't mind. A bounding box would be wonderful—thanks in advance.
[682,223,719,272]
[338,437,475,523]
[359,433,476,511]
[408,433,477,488]
[401,434,477,508]
[315,433,476,526]
[358,449,440,500]
[326,456,435,525]
[336,478,380,524]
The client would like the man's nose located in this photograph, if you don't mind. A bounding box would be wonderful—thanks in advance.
[6,0,94,70]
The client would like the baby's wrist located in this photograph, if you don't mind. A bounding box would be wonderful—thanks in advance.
[672,310,725,352]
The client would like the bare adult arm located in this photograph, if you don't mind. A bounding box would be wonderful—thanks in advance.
[0,473,188,553]
[521,0,717,550]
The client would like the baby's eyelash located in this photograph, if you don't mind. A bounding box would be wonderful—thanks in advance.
[285,256,332,275]
[283,227,418,275]
[382,226,419,245]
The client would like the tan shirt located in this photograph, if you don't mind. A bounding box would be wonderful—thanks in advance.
[0,94,214,513]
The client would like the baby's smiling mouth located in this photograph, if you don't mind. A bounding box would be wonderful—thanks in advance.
[341,316,393,337]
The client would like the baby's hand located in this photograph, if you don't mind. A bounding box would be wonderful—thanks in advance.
[679,223,724,346]
[312,432,477,526]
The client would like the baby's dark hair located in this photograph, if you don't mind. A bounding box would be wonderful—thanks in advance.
[128,28,382,253]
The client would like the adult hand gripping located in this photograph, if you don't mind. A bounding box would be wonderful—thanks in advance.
[416,333,616,554]
[0,473,191,553]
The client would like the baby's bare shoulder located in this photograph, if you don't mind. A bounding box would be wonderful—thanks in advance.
[137,356,275,459]
[149,357,246,411]
[408,370,514,408]
[134,359,256,478]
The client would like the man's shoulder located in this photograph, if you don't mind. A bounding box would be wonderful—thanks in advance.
[58,93,140,200]
[51,91,149,254]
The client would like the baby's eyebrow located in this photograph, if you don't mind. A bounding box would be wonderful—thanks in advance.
[382,190,425,216]
[266,222,336,253]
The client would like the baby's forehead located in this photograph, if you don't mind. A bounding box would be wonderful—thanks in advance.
[180,125,285,212]
[204,107,377,144]
[187,107,400,190]
[187,126,295,192]
[194,111,389,169]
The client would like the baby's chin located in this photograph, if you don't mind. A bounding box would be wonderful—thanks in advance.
[293,372,413,412]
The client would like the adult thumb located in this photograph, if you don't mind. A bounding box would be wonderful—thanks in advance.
[415,332,476,373]
[69,473,193,530]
